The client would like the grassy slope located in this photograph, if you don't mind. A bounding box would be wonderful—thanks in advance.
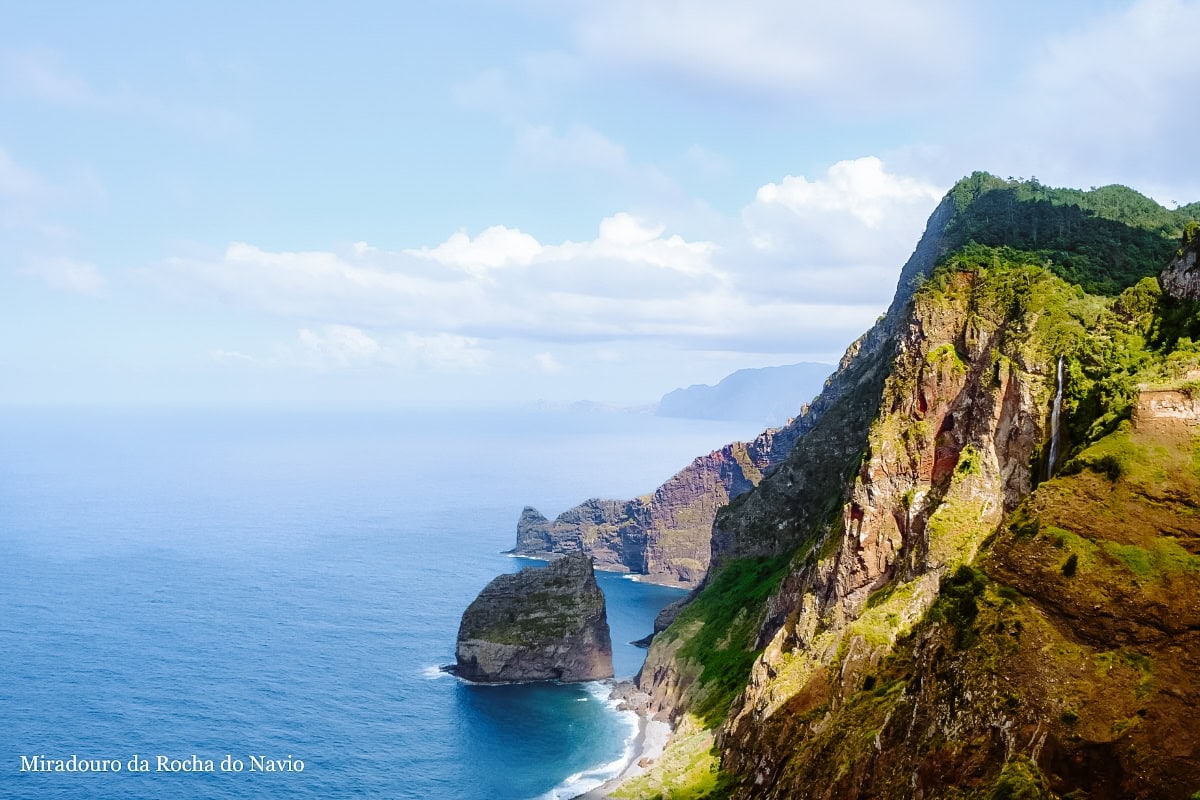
[756,420,1200,798]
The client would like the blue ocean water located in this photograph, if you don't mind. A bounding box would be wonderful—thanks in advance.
[0,408,755,800]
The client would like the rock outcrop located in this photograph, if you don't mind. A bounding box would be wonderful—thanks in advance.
[1133,385,1200,431]
[1161,222,1200,300]
[513,424,800,586]
[451,554,613,683]
[613,176,1200,800]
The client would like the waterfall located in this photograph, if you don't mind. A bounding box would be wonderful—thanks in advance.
[1045,355,1065,479]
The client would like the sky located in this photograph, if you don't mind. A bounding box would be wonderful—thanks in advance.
[3,0,1199,408]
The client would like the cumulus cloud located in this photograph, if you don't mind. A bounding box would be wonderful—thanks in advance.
[752,157,943,228]
[738,157,944,304]
[152,158,943,357]
[405,225,542,275]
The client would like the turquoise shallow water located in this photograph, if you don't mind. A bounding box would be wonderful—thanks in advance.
[0,409,750,799]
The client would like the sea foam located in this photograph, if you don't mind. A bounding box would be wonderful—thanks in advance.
[536,681,639,800]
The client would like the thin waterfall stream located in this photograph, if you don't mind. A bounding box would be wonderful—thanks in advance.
[1046,355,1065,479]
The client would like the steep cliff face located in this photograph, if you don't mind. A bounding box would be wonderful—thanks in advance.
[514,424,800,586]
[514,196,959,588]
[716,261,1087,795]
[636,258,1069,731]
[452,554,613,683]
[615,177,1200,800]
[724,412,1200,799]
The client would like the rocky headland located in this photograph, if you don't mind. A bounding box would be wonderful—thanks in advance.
[513,416,817,587]
[596,176,1200,798]
[448,553,613,683]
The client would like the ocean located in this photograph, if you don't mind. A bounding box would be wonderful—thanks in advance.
[0,408,757,799]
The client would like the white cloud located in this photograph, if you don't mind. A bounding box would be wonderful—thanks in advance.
[24,257,107,295]
[753,157,943,228]
[405,225,542,274]
[404,212,718,282]
[738,157,945,305]
[151,157,944,357]
[567,0,972,105]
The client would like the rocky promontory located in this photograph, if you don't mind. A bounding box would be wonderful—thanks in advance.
[513,424,802,586]
[449,554,613,683]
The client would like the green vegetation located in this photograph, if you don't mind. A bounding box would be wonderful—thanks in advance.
[611,722,735,800]
[1103,539,1200,577]
[956,443,982,476]
[669,556,791,725]
[926,342,967,376]
[928,565,988,649]
[987,756,1051,800]
[945,173,1200,295]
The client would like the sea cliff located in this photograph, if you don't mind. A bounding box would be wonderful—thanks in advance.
[607,175,1200,798]
[451,553,613,683]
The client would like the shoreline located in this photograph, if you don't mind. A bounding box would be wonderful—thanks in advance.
[575,713,670,799]
[572,682,671,799]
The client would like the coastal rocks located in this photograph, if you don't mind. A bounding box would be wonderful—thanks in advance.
[513,415,812,586]
[450,554,613,683]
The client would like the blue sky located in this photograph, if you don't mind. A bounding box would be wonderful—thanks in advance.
[3,0,1198,407]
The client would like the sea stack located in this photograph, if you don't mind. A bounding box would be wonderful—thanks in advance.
[451,553,613,683]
